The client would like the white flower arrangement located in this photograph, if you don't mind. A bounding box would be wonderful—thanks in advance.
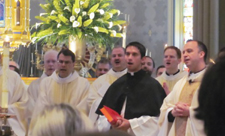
[32,0,126,46]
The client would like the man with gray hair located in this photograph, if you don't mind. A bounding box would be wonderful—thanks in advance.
[27,50,58,112]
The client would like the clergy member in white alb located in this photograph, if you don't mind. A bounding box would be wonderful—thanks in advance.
[88,46,127,124]
[0,63,28,135]
[156,46,187,95]
[158,40,207,136]
[27,50,58,114]
[29,49,90,135]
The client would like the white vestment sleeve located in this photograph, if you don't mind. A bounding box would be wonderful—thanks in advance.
[158,107,173,136]
[96,115,111,131]
[128,116,159,136]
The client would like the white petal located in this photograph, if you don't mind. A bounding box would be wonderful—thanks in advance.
[108,22,113,28]
[75,8,80,14]
[89,12,95,19]
[50,10,56,15]
[111,30,116,36]
[57,23,61,28]
[99,9,105,15]
[117,10,121,16]
[73,21,80,27]
[93,27,99,33]
[40,13,47,16]
[117,25,122,31]
[64,6,71,11]
[80,1,84,5]
[70,16,76,22]
[109,13,113,18]
[82,11,87,16]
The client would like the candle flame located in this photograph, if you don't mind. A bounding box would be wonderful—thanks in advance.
[5,36,10,42]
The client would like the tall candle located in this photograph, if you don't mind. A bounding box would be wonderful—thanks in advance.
[31,66,33,75]
[164,44,168,49]
[122,27,126,48]
[2,43,10,108]
[145,48,148,56]
[149,51,151,57]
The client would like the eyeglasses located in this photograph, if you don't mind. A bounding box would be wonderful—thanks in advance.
[58,60,72,65]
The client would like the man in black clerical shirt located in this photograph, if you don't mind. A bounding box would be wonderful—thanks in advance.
[96,42,166,135]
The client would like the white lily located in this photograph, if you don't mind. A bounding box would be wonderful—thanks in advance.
[117,10,121,16]
[50,10,57,15]
[73,21,80,27]
[64,6,71,12]
[117,25,122,31]
[57,23,61,28]
[111,30,116,36]
[82,11,87,16]
[35,23,42,29]
[31,37,38,43]
[89,12,95,19]
[109,13,113,18]
[40,13,47,16]
[75,8,80,14]
[99,9,105,15]
[70,16,76,22]
[93,27,99,33]
[108,22,113,28]
[80,1,84,5]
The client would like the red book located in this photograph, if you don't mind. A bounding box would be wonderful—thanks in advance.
[100,105,121,125]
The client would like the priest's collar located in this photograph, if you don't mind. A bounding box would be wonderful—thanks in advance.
[189,66,206,75]
[165,69,180,76]
[127,69,146,77]
[187,67,206,83]
[58,72,73,79]
[52,70,79,83]
[112,68,127,72]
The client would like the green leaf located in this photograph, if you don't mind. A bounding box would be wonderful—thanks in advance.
[83,19,93,27]
[53,0,63,14]
[40,4,51,12]
[112,20,126,25]
[77,16,82,27]
[98,27,109,34]
[110,33,123,37]
[88,3,99,14]
[37,27,53,37]
[100,3,110,9]
[83,0,90,9]
[58,29,70,35]
[58,14,69,24]
[35,16,50,23]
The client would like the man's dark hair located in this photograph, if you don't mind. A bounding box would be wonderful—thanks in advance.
[217,46,225,59]
[57,49,76,62]
[97,58,111,68]
[156,65,165,74]
[144,56,155,68]
[164,46,181,59]
[126,42,146,58]
[187,40,208,62]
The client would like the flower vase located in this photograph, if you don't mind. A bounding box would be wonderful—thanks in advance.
[68,35,86,72]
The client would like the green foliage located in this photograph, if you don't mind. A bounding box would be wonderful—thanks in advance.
[32,0,126,47]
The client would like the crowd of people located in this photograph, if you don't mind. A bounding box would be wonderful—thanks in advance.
[1,40,225,136]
